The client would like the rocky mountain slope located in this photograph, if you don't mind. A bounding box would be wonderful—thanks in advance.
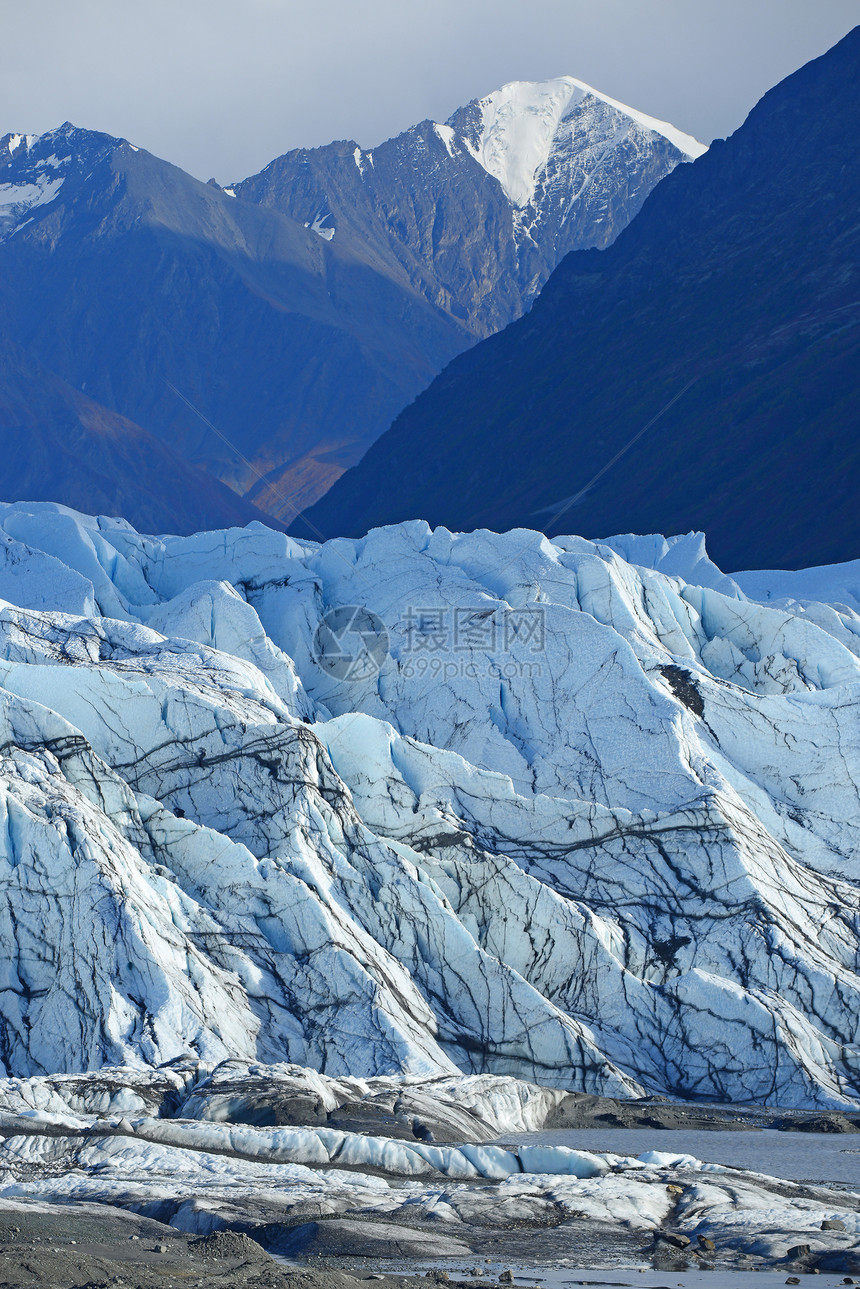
[0,123,469,523]
[302,28,860,571]
[0,84,700,521]
[0,339,279,535]
[0,503,857,1109]
[236,76,703,340]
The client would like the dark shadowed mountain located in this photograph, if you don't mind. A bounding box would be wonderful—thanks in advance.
[300,29,860,572]
[0,124,469,522]
[0,339,278,535]
[0,82,699,525]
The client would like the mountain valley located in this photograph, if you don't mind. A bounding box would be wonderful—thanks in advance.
[0,80,700,527]
[0,25,858,1284]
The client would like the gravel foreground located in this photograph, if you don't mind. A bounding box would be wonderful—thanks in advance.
[1,1196,859,1289]
[1,1088,858,1287]
[0,1206,419,1289]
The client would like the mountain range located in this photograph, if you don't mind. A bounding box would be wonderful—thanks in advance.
[1,34,860,1255]
[304,27,860,571]
[0,80,699,531]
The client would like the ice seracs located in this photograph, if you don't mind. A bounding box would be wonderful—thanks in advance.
[0,503,856,1109]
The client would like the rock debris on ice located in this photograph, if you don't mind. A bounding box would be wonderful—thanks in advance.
[0,503,855,1113]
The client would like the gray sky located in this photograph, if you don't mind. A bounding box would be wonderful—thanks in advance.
[1,1,857,183]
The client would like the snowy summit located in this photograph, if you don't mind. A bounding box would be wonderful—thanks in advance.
[442,75,706,208]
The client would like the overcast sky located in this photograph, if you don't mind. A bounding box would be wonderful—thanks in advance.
[1,1,856,183]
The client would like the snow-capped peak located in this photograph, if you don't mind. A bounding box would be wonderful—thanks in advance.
[566,78,708,159]
[0,122,132,242]
[447,76,706,208]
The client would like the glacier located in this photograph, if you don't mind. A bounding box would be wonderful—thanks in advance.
[0,502,856,1112]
